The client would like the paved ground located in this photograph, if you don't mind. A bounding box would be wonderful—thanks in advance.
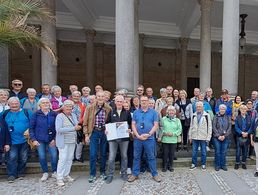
[0,166,258,195]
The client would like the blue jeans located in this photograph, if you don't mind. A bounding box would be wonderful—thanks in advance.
[192,140,207,166]
[7,143,28,177]
[132,138,158,177]
[37,142,58,173]
[236,137,248,164]
[213,137,229,168]
[89,130,107,176]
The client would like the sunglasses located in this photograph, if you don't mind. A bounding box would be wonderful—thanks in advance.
[13,83,22,86]
[137,89,143,91]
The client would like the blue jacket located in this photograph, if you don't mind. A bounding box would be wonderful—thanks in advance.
[215,98,233,116]
[235,114,253,136]
[29,110,57,143]
[251,119,258,142]
[0,116,11,151]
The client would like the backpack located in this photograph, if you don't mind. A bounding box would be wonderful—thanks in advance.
[2,109,30,121]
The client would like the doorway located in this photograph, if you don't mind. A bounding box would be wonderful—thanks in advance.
[187,77,200,98]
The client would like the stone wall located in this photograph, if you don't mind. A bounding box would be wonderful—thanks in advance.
[9,41,258,98]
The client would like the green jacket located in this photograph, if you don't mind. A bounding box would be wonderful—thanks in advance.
[161,116,182,144]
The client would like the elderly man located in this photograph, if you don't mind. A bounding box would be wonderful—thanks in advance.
[105,95,132,184]
[128,96,161,183]
[190,88,200,104]
[136,85,144,98]
[83,91,112,183]
[37,84,52,99]
[204,87,216,114]
[146,87,157,101]
[215,89,233,116]
[9,79,27,100]
[166,85,173,98]
[189,101,212,171]
[251,91,258,108]
[2,97,32,182]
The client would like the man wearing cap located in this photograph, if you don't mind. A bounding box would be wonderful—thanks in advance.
[215,89,233,117]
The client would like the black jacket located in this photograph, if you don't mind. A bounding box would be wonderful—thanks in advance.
[9,90,27,100]
[0,116,11,151]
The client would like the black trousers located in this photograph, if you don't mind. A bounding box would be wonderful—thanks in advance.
[162,143,176,169]
[181,120,189,145]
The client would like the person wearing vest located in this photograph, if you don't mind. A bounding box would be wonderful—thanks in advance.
[83,91,112,183]
[105,95,132,184]
[234,104,252,170]
[251,117,258,177]
[212,104,231,171]
[55,100,81,186]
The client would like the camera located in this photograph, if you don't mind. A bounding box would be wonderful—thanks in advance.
[140,123,144,129]
[9,126,14,132]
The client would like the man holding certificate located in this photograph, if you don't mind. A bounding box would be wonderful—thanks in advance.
[128,96,161,183]
[105,95,132,184]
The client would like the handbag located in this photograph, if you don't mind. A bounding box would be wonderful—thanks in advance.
[24,129,36,150]
[64,114,84,144]
[238,137,248,146]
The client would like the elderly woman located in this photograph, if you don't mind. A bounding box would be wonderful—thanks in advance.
[88,95,96,106]
[174,90,193,150]
[160,106,182,172]
[29,98,58,181]
[234,104,252,170]
[160,97,174,118]
[81,86,91,106]
[50,85,67,112]
[251,117,258,177]
[20,88,39,113]
[212,104,231,171]
[155,88,167,113]
[0,89,10,113]
[55,100,81,186]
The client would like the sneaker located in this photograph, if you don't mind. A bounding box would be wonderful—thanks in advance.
[222,166,228,171]
[41,173,49,181]
[201,165,206,171]
[254,172,258,177]
[57,179,65,187]
[234,164,239,170]
[250,155,256,160]
[64,175,74,182]
[121,174,128,181]
[127,168,132,175]
[128,175,138,182]
[162,168,167,172]
[105,176,113,184]
[206,146,210,152]
[242,164,247,170]
[18,174,25,180]
[88,175,96,183]
[153,175,161,183]
[215,167,220,171]
[7,176,15,183]
[189,164,196,171]
[51,172,57,179]
[100,173,107,180]
[168,168,174,172]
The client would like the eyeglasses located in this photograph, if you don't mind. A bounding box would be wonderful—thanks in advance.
[137,89,143,91]
[13,83,22,86]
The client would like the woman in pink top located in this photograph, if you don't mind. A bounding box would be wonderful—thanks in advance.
[50,85,67,112]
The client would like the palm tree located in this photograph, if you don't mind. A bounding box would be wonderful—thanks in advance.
[0,0,56,62]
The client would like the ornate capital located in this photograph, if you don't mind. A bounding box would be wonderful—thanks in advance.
[85,29,96,41]
[198,0,213,11]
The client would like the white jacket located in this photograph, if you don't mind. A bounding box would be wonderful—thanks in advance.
[188,111,212,141]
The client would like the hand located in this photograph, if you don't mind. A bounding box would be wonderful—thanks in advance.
[242,132,248,138]
[221,136,225,141]
[4,145,10,152]
[189,139,192,144]
[85,136,90,144]
[49,140,55,147]
[142,133,150,139]
[32,140,40,147]
[105,130,108,135]
[251,140,255,147]
[75,125,82,131]
[127,129,132,134]
[157,138,161,142]
[167,133,173,137]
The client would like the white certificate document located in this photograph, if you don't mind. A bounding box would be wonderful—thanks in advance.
[105,121,129,141]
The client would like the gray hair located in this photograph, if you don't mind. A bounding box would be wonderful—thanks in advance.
[38,97,51,109]
[0,89,9,97]
[8,97,20,104]
[149,98,155,104]
[72,90,81,96]
[26,88,36,94]
[166,105,176,114]
[51,85,62,93]
[195,101,204,107]
[82,86,91,92]
[62,100,74,107]
[115,95,124,102]
[219,104,227,110]
[160,88,167,94]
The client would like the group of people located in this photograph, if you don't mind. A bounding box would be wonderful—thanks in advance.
[0,79,258,186]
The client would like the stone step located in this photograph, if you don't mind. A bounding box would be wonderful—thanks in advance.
[0,156,255,175]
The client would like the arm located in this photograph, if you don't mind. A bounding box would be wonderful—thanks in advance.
[83,108,90,135]
[235,117,242,135]
[29,113,37,141]
[207,114,212,141]
[174,118,182,136]
[55,114,76,133]
[212,116,220,138]
[225,116,232,137]
[132,121,140,138]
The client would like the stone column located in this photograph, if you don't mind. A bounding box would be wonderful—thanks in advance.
[199,0,213,92]
[0,46,9,88]
[41,0,57,86]
[179,38,189,90]
[222,0,239,95]
[85,29,96,90]
[32,47,41,91]
[116,0,139,93]
[139,34,145,84]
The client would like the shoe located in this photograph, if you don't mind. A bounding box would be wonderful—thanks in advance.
[201,165,206,171]
[51,172,57,179]
[18,174,25,180]
[64,175,74,182]
[222,167,228,171]
[127,168,132,175]
[100,173,107,180]
[215,167,220,171]
[234,164,239,170]
[250,155,256,160]
[174,157,177,160]
[41,173,49,181]
[189,164,196,171]
[162,168,167,172]
[206,146,210,152]
[153,175,161,183]
[57,179,65,187]
[169,168,174,172]
[7,176,15,183]
[242,164,247,170]
[105,176,113,184]
[128,175,138,182]
[254,172,258,177]
[74,158,83,163]
[121,174,128,181]
[88,175,96,183]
